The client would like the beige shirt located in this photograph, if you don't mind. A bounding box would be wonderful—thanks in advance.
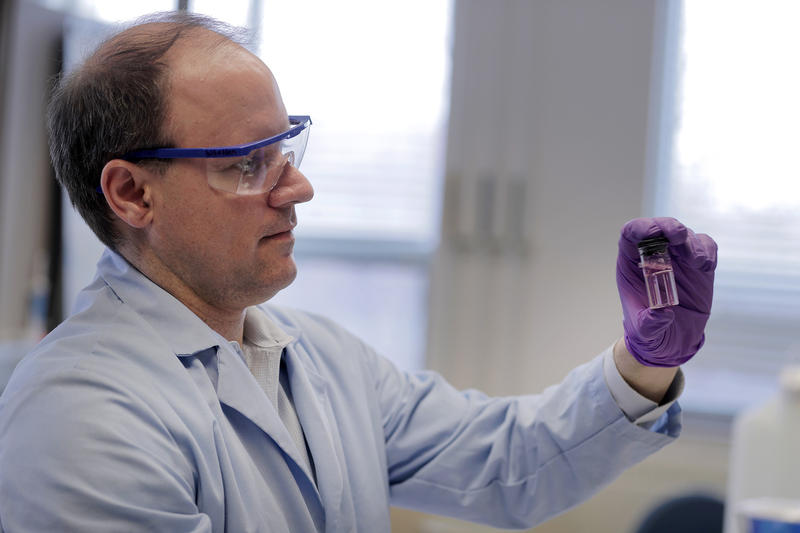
[231,307,315,480]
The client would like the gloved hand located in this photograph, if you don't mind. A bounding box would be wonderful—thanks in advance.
[616,217,717,367]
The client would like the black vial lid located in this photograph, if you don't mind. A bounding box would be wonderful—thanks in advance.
[637,236,669,256]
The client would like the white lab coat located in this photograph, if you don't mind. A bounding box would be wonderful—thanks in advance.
[0,250,680,532]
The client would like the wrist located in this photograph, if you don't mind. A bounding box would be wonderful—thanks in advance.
[613,338,679,404]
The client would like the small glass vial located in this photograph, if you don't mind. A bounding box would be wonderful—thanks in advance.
[637,237,679,309]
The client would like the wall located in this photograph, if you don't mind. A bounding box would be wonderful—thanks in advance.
[428,0,661,396]
[0,1,63,340]
[410,0,730,531]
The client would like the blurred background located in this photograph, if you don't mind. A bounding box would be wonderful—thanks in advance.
[1,0,798,531]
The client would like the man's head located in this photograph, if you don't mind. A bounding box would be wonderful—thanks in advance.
[48,12,244,249]
[49,12,314,310]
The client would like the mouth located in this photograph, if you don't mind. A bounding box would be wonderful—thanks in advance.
[260,211,298,242]
[261,224,296,242]
[261,229,292,239]
[270,230,293,240]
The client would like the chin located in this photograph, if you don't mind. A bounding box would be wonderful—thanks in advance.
[253,263,298,304]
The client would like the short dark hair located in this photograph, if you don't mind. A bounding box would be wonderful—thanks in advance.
[47,12,248,250]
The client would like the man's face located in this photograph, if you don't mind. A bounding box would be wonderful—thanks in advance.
[143,36,314,311]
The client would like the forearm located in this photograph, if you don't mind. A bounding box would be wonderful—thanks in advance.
[612,337,678,403]
[387,353,678,529]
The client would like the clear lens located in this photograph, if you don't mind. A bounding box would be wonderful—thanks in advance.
[204,125,310,195]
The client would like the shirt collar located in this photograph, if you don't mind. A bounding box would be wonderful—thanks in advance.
[243,305,294,350]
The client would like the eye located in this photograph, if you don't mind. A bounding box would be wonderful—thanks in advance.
[208,157,243,174]
[237,156,256,175]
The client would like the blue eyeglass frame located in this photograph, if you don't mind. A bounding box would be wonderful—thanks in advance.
[121,115,312,161]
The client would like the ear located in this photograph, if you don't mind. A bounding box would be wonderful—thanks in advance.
[100,159,155,229]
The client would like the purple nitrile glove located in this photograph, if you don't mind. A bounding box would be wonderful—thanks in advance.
[616,217,717,367]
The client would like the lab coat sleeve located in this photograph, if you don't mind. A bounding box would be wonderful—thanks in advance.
[602,345,685,426]
[368,350,681,529]
[0,364,212,533]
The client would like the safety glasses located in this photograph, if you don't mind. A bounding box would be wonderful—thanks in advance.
[121,115,311,195]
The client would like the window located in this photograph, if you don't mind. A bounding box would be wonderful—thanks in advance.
[653,0,800,414]
[256,1,452,371]
[36,0,175,22]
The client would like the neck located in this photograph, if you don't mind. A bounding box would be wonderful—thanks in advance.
[181,298,246,346]
[119,244,247,345]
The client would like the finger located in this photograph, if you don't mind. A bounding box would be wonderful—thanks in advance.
[685,232,718,271]
[620,217,687,248]
[640,218,717,271]
[653,217,688,246]
[619,218,663,259]
[668,229,718,272]
[634,306,675,340]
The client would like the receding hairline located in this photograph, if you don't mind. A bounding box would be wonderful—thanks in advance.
[45,12,256,251]
[79,13,257,146]
[86,16,248,71]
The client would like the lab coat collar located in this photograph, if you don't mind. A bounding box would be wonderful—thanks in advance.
[97,249,223,357]
[96,249,346,520]
[220,314,351,528]
[214,339,321,493]
[98,250,317,477]
[284,342,351,531]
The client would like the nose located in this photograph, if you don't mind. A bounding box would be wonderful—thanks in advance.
[267,164,314,208]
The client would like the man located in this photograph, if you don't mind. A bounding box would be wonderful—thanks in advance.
[0,12,716,532]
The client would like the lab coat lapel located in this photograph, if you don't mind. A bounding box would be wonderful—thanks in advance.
[214,343,320,491]
[285,343,356,532]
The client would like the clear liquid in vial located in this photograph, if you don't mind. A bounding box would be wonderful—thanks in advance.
[643,264,679,309]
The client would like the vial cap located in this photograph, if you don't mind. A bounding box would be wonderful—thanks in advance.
[637,236,669,256]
